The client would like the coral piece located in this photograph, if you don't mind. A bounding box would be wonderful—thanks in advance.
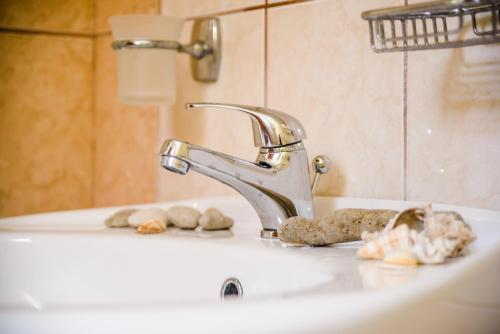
[278,209,398,246]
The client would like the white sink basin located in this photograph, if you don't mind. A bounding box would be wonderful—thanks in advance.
[0,234,331,309]
[1,196,500,334]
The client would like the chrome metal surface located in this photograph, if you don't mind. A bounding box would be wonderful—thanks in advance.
[161,156,190,175]
[110,17,221,82]
[260,229,279,239]
[186,103,307,148]
[111,39,211,58]
[111,39,181,51]
[362,0,500,52]
[311,155,331,194]
[190,17,221,82]
[220,277,243,300]
[160,103,314,234]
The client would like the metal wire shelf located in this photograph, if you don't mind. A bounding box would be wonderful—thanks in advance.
[361,0,500,52]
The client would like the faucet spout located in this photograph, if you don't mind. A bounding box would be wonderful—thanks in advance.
[160,139,314,235]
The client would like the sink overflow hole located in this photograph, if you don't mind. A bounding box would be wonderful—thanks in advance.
[220,277,243,300]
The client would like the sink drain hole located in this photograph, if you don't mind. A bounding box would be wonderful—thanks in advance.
[220,277,243,300]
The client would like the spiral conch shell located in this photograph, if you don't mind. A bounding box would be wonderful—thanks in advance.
[357,205,475,265]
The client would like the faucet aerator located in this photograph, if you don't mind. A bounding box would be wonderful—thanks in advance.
[161,156,190,175]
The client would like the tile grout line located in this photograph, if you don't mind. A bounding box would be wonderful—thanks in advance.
[0,26,94,38]
[403,51,408,201]
[90,0,97,208]
[402,0,409,201]
[264,1,269,108]
[1,1,316,38]
[186,0,315,21]
[156,0,163,203]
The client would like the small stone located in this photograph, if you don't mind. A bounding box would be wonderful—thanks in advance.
[128,208,168,227]
[199,208,234,230]
[104,209,137,227]
[137,219,166,234]
[167,206,201,229]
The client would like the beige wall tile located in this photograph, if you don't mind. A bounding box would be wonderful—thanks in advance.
[94,0,161,207]
[162,0,264,18]
[407,44,500,210]
[267,0,404,199]
[95,0,159,34]
[157,10,265,201]
[0,0,94,33]
[405,0,500,211]
[94,35,158,206]
[0,33,93,217]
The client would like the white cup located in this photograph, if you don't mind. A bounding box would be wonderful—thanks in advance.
[109,15,184,105]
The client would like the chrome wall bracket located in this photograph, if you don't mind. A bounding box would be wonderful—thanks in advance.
[111,17,221,82]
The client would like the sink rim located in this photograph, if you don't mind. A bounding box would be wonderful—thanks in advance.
[1,195,499,334]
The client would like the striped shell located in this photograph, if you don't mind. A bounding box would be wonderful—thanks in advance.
[357,205,475,265]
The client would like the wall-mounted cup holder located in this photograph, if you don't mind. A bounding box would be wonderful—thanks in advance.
[109,15,221,105]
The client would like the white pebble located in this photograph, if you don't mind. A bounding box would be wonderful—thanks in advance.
[128,208,168,227]
[167,206,201,229]
[199,208,234,230]
[104,209,137,227]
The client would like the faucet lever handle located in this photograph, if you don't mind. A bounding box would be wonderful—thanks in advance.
[185,102,306,148]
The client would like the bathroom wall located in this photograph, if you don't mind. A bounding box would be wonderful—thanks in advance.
[1,0,498,217]
[159,0,500,210]
[0,1,94,217]
[93,0,160,207]
[0,0,160,217]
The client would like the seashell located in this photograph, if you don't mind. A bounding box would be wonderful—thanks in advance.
[358,204,475,265]
[383,251,418,266]
[357,224,417,260]
[423,212,474,257]
[385,207,426,232]
[137,219,166,234]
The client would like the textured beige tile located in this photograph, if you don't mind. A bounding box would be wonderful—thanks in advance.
[0,0,94,33]
[94,35,158,206]
[95,0,159,34]
[407,44,500,210]
[267,0,404,199]
[157,10,265,201]
[162,0,264,18]
[0,33,93,217]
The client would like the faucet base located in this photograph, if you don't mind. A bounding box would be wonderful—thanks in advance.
[260,229,278,239]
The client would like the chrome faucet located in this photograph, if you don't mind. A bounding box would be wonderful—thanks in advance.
[159,103,314,238]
